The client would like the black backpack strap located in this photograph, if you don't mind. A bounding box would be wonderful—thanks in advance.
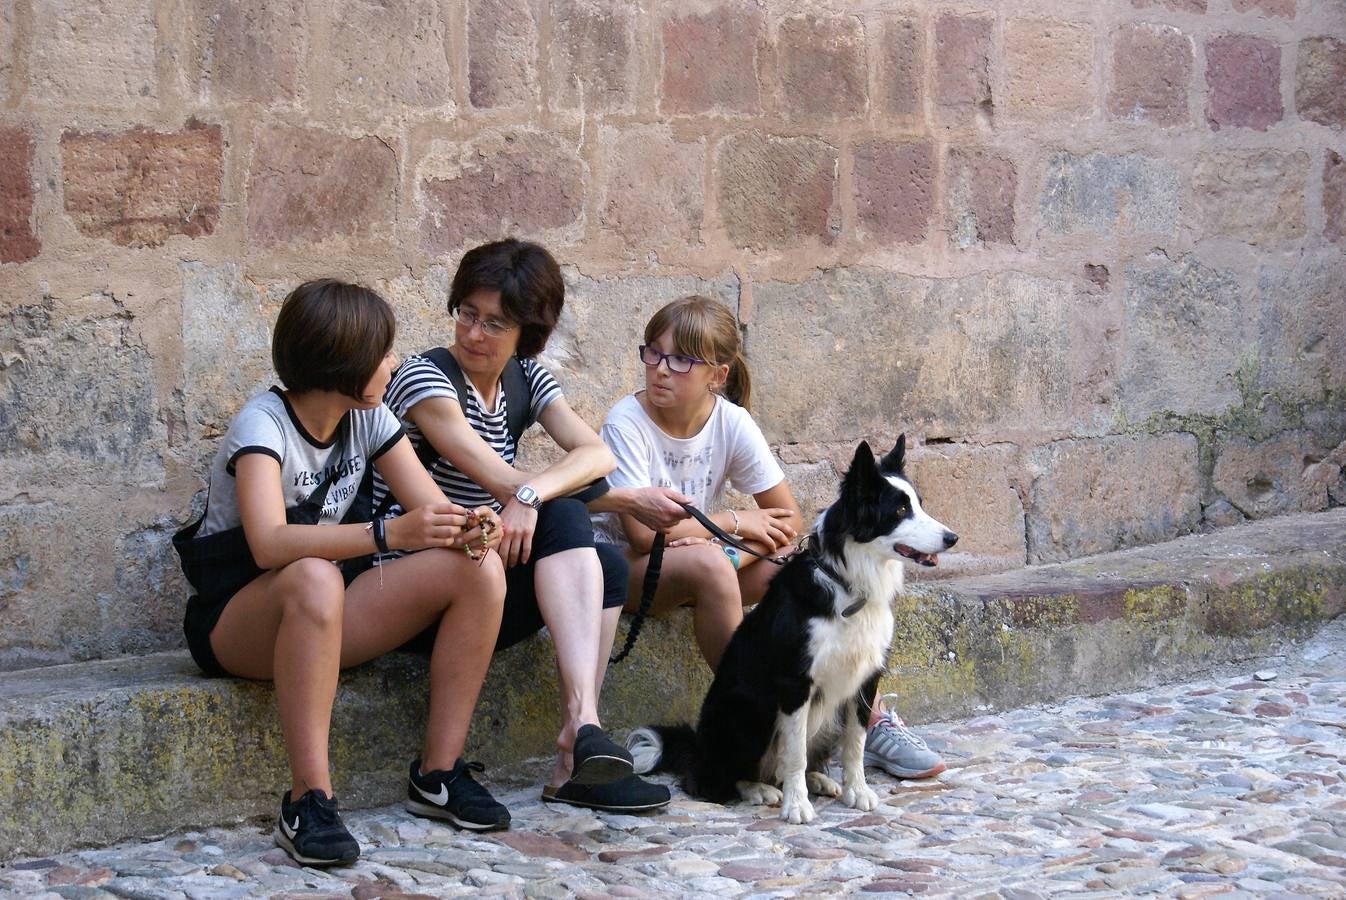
[498,355,531,445]
[424,347,533,447]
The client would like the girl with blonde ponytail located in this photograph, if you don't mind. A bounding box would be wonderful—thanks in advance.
[591,296,802,670]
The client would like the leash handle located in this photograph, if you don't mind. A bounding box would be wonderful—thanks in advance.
[609,530,664,666]
[678,502,790,566]
[609,501,785,666]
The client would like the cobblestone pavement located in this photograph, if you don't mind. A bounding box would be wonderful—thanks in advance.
[6,621,1346,899]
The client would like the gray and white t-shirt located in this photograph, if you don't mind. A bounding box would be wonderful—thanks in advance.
[199,387,403,537]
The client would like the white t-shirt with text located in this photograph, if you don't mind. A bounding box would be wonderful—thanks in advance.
[592,392,784,549]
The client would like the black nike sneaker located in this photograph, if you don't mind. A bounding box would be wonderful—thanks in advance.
[406,758,511,831]
[274,788,360,866]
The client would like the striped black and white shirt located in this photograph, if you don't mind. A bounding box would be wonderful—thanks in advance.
[372,353,562,530]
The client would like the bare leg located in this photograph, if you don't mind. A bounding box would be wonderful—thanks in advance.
[341,548,506,771]
[737,554,784,606]
[593,604,621,700]
[624,542,743,670]
[532,547,605,788]
[210,558,346,799]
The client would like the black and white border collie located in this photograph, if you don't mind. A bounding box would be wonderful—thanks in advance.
[627,435,957,823]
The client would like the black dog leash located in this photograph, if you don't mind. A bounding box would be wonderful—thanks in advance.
[679,503,865,615]
[609,502,795,665]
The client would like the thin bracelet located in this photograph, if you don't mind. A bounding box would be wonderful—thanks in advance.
[727,508,741,538]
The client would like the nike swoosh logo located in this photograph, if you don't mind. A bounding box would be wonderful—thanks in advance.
[414,781,449,805]
[280,815,299,839]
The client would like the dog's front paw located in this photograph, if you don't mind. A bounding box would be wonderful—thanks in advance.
[806,771,841,797]
[841,780,879,811]
[736,781,783,806]
[780,780,815,824]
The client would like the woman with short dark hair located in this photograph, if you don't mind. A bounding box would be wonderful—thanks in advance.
[374,239,675,814]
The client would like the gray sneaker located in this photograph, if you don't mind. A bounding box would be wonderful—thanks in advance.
[863,693,946,779]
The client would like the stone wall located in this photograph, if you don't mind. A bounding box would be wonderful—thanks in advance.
[0,0,1343,670]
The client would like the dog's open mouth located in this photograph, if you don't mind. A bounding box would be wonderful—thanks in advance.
[895,544,939,567]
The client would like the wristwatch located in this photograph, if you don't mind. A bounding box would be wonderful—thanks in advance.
[514,484,542,510]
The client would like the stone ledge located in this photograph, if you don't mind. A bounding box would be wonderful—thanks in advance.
[2,509,1343,858]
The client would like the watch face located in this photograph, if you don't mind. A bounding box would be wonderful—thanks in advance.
[516,486,539,507]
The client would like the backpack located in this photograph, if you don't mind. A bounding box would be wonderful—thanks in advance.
[354,348,534,524]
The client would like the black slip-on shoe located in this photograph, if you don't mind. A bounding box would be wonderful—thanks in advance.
[274,789,360,867]
[406,758,511,831]
[570,724,634,786]
[541,773,671,812]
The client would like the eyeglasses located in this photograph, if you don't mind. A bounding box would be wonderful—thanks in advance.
[638,344,707,374]
[452,308,517,338]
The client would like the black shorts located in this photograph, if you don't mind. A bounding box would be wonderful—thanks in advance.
[184,498,626,672]
[183,560,364,678]
[403,496,628,654]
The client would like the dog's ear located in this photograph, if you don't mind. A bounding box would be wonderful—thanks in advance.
[879,433,906,475]
[842,440,882,499]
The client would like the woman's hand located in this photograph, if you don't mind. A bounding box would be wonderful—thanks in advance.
[497,499,538,568]
[459,506,504,562]
[386,502,475,552]
[734,508,797,550]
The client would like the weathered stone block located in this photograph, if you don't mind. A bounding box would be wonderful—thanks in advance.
[247,126,397,246]
[853,140,935,245]
[1005,19,1094,121]
[61,121,223,249]
[947,149,1016,248]
[1193,150,1308,244]
[1256,258,1346,398]
[934,14,993,123]
[0,299,163,489]
[190,0,305,104]
[1205,34,1282,131]
[1026,434,1201,563]
[419,131,583,254]
[0,125,39,264]
[330,0,451,109]
[1132,0,1207,9]
[775,14,867,121]
[548,0,637,113]
[181,263,279,442]
[468,0,538,109]
[0,505,182,670]
[29,0,157,106]
[1326,150,1346,244]
[905,444,1027,576]
[877,16,922,121]
[716,133,839,251]
[1108,23,1192,126]
[0,1,13,104]
[540,270,740,423]
[660,6,762,115]
[1120,256,1249,420]
[600,126,704,250]
[1296,37,1346,129]
[1213,432,1330,518]
[1232,0,1294,15]
[750,270,1081,441]
[1039,152,1179,236]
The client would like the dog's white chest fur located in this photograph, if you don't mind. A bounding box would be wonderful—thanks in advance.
[805,555,900,718]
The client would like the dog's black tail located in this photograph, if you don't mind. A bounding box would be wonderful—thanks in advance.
[627,724,696,777]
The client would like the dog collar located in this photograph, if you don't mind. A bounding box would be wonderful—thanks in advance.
[807,538,865,617]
